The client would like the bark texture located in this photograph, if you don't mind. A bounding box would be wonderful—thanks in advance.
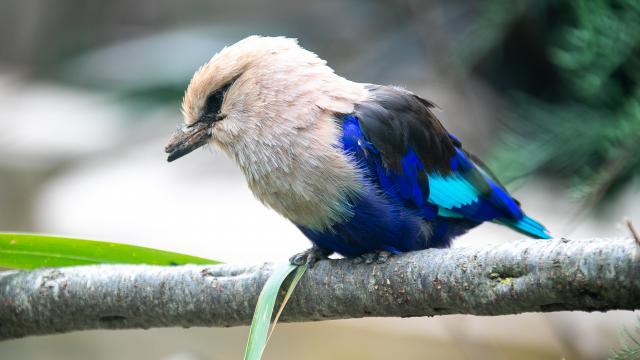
[0,238,638,340]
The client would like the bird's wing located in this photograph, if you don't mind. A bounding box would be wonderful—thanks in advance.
[342,85,546,237]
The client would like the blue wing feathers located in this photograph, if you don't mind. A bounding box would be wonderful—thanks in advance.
[428,172,479,209]
[300,88,551,257]
[342,112,550,239]
[499,215,552,239]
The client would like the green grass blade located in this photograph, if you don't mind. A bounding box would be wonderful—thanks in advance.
[0,233,220,269]
[244,263,306,360]
[268,264,307,341]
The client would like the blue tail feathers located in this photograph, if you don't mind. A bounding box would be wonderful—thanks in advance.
[499,215,552,239]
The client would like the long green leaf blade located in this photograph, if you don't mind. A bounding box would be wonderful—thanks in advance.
[268,264,307,341]
[244,263,306,360]
[0,233,220,269]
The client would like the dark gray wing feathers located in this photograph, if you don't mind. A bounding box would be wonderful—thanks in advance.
[353,85,456,173]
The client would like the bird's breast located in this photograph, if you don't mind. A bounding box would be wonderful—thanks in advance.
[229,118,365,231]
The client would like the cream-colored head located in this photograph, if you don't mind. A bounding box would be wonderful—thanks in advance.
[165,36,369,229]
[167,36,366,155]
[181,36,307,129]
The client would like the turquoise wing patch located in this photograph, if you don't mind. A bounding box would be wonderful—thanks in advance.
[428,173,480,210]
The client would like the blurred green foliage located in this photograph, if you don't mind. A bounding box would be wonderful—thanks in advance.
[468,0,640,208]
[610,319,640,360]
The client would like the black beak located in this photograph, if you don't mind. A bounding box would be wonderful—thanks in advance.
[164,122,211,162]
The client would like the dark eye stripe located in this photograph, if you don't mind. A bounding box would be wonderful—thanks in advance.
[202,81,234,121]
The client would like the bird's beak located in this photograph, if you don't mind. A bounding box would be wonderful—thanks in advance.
[164,121,211,162]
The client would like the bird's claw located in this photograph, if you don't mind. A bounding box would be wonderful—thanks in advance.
[289,246,332,268]
[352,250,392,264]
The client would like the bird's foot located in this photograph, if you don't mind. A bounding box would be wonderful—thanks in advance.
[352,250,393,265]
[289,246,332,268]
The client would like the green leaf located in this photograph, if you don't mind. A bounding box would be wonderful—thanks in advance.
[244,263,307,360]
[268,264,307,342]
[0,233,220,269]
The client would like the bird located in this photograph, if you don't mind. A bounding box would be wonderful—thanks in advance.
[165,36,551,266]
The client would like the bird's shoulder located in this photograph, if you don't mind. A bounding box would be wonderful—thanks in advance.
[351,84,456,173]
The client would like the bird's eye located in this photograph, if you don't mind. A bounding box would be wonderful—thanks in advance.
[202,81,234,122]
[204,89,224,115]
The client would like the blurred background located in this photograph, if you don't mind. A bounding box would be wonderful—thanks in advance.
[0,0,639,359]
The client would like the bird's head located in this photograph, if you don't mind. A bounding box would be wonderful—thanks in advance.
[164,36,369,228]
[165,35,345,162]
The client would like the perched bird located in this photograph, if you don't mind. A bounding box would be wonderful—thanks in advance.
[165,36,551,265]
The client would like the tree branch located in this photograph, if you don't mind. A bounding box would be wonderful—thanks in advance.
[1,238,638,340]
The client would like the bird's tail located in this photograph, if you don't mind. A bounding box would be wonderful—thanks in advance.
[498,215,552,239]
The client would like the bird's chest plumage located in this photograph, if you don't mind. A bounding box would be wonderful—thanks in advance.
[227,116,364,231]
